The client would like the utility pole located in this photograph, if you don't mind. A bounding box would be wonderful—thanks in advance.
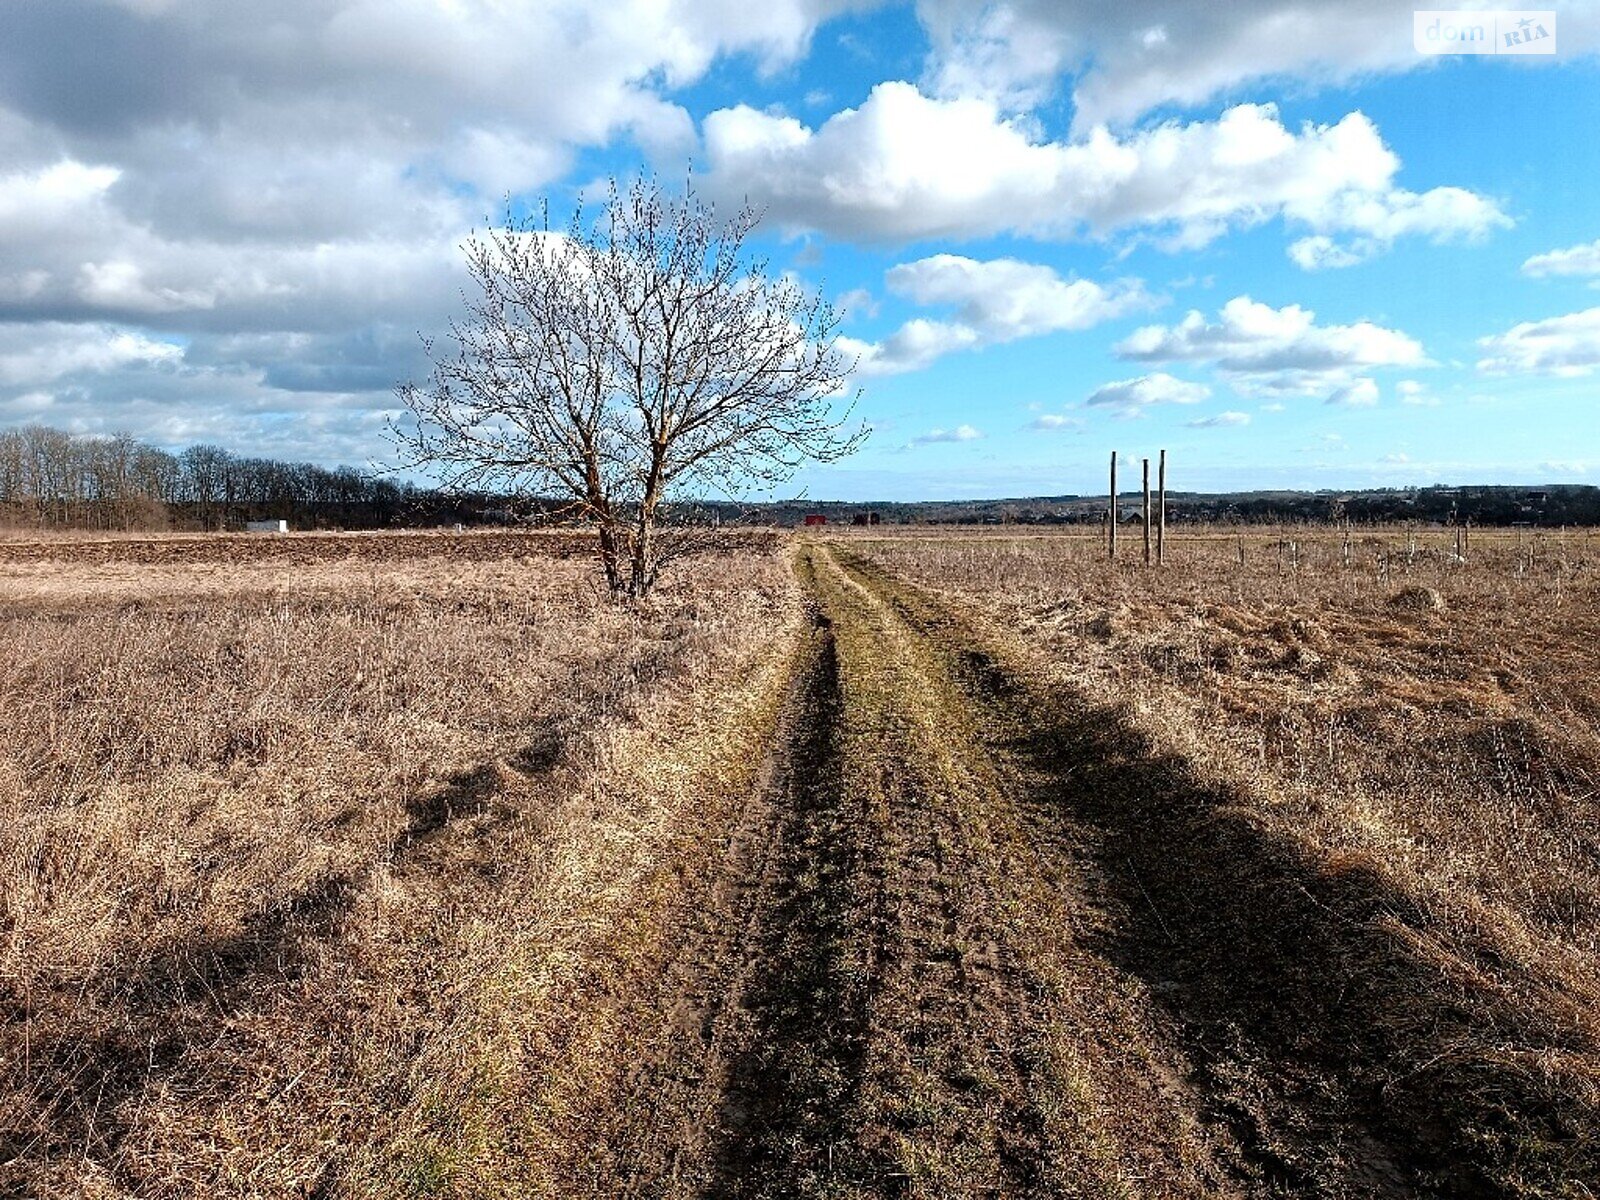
[1157,449,1167,567]
[1109,450,1118,562]
[1142,457,1152,566]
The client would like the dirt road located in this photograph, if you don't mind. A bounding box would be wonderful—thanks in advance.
[540,539,1596,1199]
[537,540,1235,1198]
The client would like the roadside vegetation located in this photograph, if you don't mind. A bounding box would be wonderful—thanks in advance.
[0,530,798,1195]
[854,525,1600,1195]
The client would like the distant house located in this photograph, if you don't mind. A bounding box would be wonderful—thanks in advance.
[803,514,827,527]
[245,519,289,533]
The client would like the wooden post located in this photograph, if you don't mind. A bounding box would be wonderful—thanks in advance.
[1109,451,1118,562]
[1157,449,1167,566]
[1142,458,1151,566]
[1237,533,1245,569]
[1342,520,1352,569]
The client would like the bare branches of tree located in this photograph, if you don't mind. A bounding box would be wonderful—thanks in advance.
[393,176,864,596]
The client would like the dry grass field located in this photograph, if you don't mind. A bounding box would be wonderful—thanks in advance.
[848,525,1600,1195]
[2,523,1597,1198]
[0,529,800,1196]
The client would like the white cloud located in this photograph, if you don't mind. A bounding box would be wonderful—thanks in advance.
[1085,372,1210,413]
[886,255,1150,338]
[835,286,880,321]
[1522,238,1600,279]
[1117,295,1426,395]
[0,160,467,331]
[0,322,183,388]
[914,1,1600,130]
[0,0,867,458]
[1381,452,1410,464]
[844,254,1147,375]
[1397,379,1440,406]
[1288,236,1367,271]
[1478,307,1600,376]
[1186,410,1251,428]
[702,88,1505,256]
[840,319,982,376]
[0,160,122,228]
[1286,186,1509,268]
[907,423,982,446]
[1030,412,1083,430]
[1327,377,1379,407]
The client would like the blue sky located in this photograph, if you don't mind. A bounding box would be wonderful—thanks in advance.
[1,1,1597,499]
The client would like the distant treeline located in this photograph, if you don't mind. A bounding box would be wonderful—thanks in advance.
[758,484,1600,528]
[5,422,1598,532]
[0,424,484,531]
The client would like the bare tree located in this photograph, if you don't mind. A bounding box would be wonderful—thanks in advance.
[393,178,864,596]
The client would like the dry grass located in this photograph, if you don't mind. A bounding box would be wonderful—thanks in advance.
[0,532,799,1197]
[8,520,1598,1196]
[854,525,1600,1192]
[857,527,1600,962]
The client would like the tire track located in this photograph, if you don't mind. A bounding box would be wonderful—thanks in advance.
[551,540,1242,1197]
[828,543,1600,1199]
[578,593,880,1200]
[798,542,1237,1198]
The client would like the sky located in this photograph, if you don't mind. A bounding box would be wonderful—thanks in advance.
[1,1,1598,500]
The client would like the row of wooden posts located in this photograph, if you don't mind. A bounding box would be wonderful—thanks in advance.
[1108,449,1166,565]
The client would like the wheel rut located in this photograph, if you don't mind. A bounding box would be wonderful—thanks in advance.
[553,539,1599,1198]
[825,543,1600,1199]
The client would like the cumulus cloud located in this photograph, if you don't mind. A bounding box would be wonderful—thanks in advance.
[0,322,183,388]
[1117,295,1426,396]
[1287,236,1368,271]
[1522,238,1600,279]
[0,327,400,463]
[702,87,1507,257]
[914,0,1600,130]
[0,157,467,334]
[842,254,1148,375]
[1085,372,1210,414]
[887,255,1150,337]
[1327,377,1379,407]
[1478,307,1600,376]
[0,0,866,456]
[1186,410,1251,428]
[839,319,981,376]
[835,287,880,321]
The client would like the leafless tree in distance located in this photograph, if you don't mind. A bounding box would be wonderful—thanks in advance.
[393,177,865,597]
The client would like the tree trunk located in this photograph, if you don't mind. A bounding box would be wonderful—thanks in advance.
[596,521,626,595]
[629,511,656,597]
